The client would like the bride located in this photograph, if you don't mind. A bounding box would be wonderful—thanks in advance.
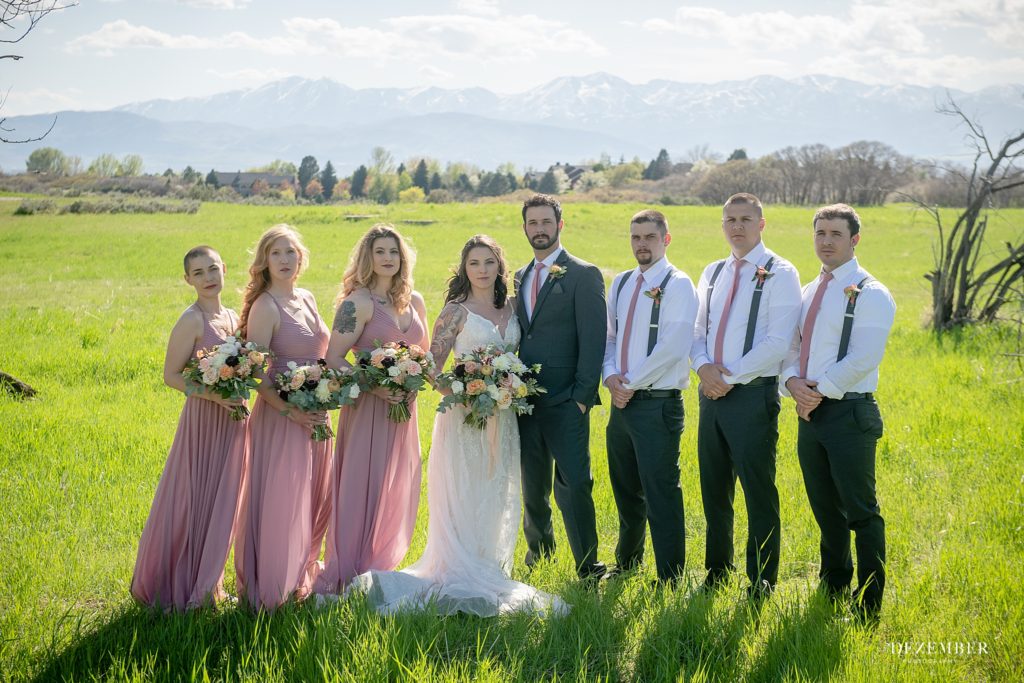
[350,234,567,617]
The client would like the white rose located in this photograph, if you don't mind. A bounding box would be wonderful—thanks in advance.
[211,353,228,369]
[496,388,513,409]
[509,374,522,389]
[450,380,464,394]
[388,365,402,377]
[486,384,501,399]
[315,380,331,403]
[287,360,298,371]
[349,384,361,399]
[202,367,219,385]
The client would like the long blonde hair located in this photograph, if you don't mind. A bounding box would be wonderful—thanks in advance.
[239,224,311,335]
[337,223,415,312]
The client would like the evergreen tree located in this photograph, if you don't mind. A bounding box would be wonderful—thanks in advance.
[320,161,338,199]
[297,156,319,197]
[350,165,369,198]
[430,171,443,191]
[538,169,559,194]
[727,148,748,161]
[413,159,430,193]
[182,166,200,184]
[205,169,219,188]
[643,148,673,180]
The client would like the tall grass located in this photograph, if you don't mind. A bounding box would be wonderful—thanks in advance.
[1,202,1021,681]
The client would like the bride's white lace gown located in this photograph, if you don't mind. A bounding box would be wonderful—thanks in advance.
[351,309,568,616]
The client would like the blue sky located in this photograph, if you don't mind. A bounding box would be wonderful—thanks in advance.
[4,0,1022,115]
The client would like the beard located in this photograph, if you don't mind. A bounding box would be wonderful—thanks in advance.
[530,233,556,250]
[635,251,653,265]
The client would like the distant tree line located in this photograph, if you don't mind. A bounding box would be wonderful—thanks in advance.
[8,141,1022,208]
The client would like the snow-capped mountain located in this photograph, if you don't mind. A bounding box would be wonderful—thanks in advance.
[2,73,1021,173]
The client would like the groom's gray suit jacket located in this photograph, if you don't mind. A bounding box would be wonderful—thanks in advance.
[514,250,606,408]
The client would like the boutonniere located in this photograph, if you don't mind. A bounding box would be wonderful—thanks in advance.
[547,264,567,280]
[643,286,664,306]
[844,284,862,304]
[751,266,774,285]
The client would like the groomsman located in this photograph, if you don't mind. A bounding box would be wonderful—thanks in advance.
[514,193,608,581]
[782,203,895,620]
[603,210,698,584]
[692,193,802,598]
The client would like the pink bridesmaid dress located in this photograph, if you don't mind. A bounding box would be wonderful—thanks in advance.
[131,306,248,610]
[234,290,333,610]
[315,298,428,593]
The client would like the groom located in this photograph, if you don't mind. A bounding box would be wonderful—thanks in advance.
[515,193,607,581]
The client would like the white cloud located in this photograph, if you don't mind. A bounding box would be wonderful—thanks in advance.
[206,67,292,82]
[178,0,251,9]
[384,13,606,61]
[418,64,454,81]
[0,88,82,116]
[453,0,500,17]
[638,1,1023,89]
[67,12,606,64]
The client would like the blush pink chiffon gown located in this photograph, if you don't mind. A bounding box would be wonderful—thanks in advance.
[314,297,428,593]
[234,290,333,610]
[131,305,248,610]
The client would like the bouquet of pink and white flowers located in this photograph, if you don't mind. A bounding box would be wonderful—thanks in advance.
[275,359,360,441]
[182,334,270,421]
[435,344,546,429]
[352,340,435,423]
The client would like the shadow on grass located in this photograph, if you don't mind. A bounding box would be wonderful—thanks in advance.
[744,592,849,683]
[29,583,846,681]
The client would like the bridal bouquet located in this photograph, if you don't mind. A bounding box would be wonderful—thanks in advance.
[275,359,359,441]
[182,334,270,421]
[352,341,435,423]
[435,344,546,429]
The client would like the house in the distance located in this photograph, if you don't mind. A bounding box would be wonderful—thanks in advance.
[211,171,294,196]
[523,162,594,190]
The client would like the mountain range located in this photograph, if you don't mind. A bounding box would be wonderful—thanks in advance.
[2,73,1022,174]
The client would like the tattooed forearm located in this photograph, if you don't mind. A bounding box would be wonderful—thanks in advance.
[429,303,466,369]
[332,300,357,334]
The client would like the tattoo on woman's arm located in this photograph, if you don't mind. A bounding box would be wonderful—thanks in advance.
[333,300,357,334]
[429,304,466,366]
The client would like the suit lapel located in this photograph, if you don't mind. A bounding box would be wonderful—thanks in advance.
[515,262,533,331]
[529,250,570,331]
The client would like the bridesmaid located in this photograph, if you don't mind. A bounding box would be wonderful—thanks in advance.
[131,246,248,610]
[234,224,333,610]
[315,224,429,593]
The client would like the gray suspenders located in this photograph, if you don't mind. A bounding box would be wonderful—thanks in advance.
[837,276,874,361]
[615,268,674,356]
[705,257,775,356]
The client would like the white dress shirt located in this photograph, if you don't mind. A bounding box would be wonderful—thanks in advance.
[522,247,564,320]
[780,257,896,399]
[603,257,699,390]
[691,241,803,385]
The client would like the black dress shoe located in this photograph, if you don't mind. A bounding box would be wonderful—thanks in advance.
[604,563,640,581]
[818,582,850,606]
[745,579,774,602]
[700,569,729,593]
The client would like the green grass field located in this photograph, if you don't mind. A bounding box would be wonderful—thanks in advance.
[1,201,1022,682]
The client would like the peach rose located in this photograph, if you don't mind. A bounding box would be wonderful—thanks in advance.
[466,379,487,396]
[218,364,234,380]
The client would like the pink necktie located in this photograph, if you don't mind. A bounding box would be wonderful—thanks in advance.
[799,271,834,377]
[530,262,546,319]
[619,273,645,374]
[713,258,744,365]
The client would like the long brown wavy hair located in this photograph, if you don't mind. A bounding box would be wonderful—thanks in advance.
[239,224,311,335]
[444,234,508,309]
[337,223,415,312]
